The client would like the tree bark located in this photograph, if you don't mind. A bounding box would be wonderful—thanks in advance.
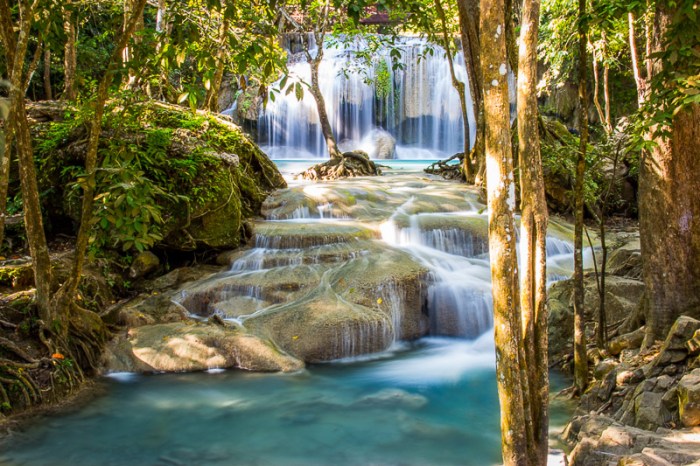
[456,0,484,184]
[43,49,52,100]
[0,0,53,322]
[122,0,145,90]
[481,0,527,463]
[628,12,647,106]
[639,3,700,343]
[205,12,230,112]
[517,0,549,463]
[573,0,589,394]
[435,0,470,178]
[63,1,77,101]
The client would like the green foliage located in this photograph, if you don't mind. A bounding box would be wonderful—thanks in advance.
[633,0,700,145]
[374,59,392,98]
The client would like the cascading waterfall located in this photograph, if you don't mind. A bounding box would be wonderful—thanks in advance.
[256,35,476,159]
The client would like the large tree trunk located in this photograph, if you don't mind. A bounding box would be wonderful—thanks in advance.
[573,0,589,394]
[480,0,527,464]
[639,3,700,343]
[517,0,549,463]
[63,1,77,101]
[456,0,484,184]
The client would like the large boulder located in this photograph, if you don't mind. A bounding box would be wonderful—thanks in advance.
[678,369,700,427]
[548,273,645,361]
[31,101,285,254]
[102,322,304,373]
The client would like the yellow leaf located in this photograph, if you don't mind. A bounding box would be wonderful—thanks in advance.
[377,298,383,304]
[292,335,299,340]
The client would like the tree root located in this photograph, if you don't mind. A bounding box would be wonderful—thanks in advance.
[424,153,465,181]
[301,151,381,181]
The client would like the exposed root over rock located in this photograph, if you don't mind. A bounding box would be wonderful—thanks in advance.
[424,153,465,181]
[301,151,381,181]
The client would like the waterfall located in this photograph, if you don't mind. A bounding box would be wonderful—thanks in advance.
[255,35,476,159]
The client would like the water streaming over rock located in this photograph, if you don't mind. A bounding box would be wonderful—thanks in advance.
[254,35,476,159]
[173,167,585,361]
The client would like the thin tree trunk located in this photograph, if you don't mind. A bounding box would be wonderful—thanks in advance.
[573,0,589,395]
[602,30,611,128]
[43,49,52,100]
[628,12,647,106]
[205,13,230,112]
[591,43,608,132]
[122,0,144,90]
[434,0,470,178]
[63,1,77,101]
[481,0,527,463]
[156,0,166,33]
[456,0,484,184]
[517,0,549,462]
[0,0,53,322]
[52,0,150,319]
[0,134,10,251]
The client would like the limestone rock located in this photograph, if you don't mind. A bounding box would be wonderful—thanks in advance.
[634,392,671,430]
[678,369,700,427]
[644,316,700,377]
[102,322,304,373]
[128,251,160,279]
[610,328,645,356]
[368,129,396,159]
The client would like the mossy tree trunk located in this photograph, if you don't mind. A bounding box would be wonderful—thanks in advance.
[573,0,589,395]
[517,0,549,462]
[0,0,54,322]
[480,0,528,463]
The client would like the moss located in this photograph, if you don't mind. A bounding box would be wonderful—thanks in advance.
[27,100,286,253]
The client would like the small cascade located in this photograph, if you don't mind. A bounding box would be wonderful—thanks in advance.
[175,171,581,360]
[254,35,476,159]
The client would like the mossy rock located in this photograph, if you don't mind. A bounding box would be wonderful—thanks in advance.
[29,101,286,253]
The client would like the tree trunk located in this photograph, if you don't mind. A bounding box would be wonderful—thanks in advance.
[456,0,484,184]
[573,0,589,394]
[53,0,150,319]
[435,0,470,178]
[517,0,549,463]
[602,30,611,128]
[205,13,229,112]
[43,49,52,100]
[0,0,53,322]
[0,131,10,251]
[480,0,527,463]
[122,0,144,90]
[63,1,77,101]
[628,12,647,106]
[156,0,167,33]
[639,3,700,343]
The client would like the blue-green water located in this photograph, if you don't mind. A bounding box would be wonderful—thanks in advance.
[2,338,508,466]
[1,337,572,466]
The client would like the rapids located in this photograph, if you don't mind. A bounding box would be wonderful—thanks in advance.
[0,162,585,465]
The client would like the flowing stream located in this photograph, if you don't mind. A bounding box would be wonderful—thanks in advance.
[0,162,582,466]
